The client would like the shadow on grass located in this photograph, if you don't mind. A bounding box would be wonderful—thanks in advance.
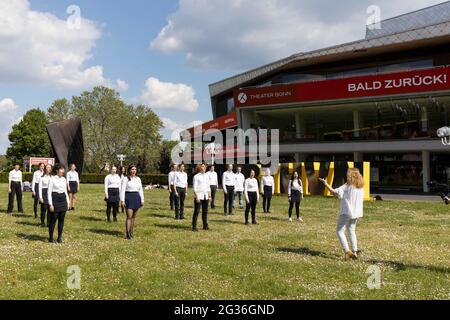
[88,229,123,237]
[212,219,243,225]
[16,221,41,227]
[154,223,192,231]
[80,216,104,222]
[366,259,450,274]
[151,214,173,219]
[16,233,47,242]
[278,247,338,260]
[11,214,31,219]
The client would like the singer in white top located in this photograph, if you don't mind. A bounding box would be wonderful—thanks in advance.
[67,164,80,211]
[174,164,188,220]
[168,164,178,210]
[38,164,53,227]
[32,163,45,219]
[7,163,24,215]
[222,164,236,216]
[261,169,275,213]
[104,165,122,222]
[244,170,260,225]
[234,166,245,209]
[48,164,70,244]
[120,165,144,240]
[319,168,365,261]
[206,166,218,209]
[192,163,211,231]
[288,171,304,222]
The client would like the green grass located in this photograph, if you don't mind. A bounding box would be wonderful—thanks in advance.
[0,183,448,300]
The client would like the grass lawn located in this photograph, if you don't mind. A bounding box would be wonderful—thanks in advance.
[0,183,448,300]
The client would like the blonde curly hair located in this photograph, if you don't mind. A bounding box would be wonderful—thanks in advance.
[347,168,364,189]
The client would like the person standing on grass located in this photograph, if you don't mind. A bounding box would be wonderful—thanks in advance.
[234,166,245,210]
[32,163,45,219]
[168,164,178,210]
[39,164,53,227]
[244,169,259,225]
[192,163,211,232]
[206,165,218,209]
[48,164,70,244]
[67,164,80,211]
[288,171,304,222]
[222,164,236,216]
[174,164,188,220]
[261,168,275,213]
[104,165,122,222]
[7,163,24,215]
[119,166,127,213]
[120,165,144,240]
[319,168,365,261]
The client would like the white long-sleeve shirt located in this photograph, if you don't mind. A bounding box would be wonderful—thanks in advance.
[244,178,259,203]
[261,176,275,194]
[104,174,122,197]
[335,184,364,219]
[120,176,144,203]
[235,173,245,192]
[9,170,22,183]
[222,171,236,190]
[168,171,176,186]
[39,175,52,202]
[67,170,80,182]
[288,179,303,197]
[174,172,188,189]
[193,173,211,200]
[32,170,43,192]
[206,171,218,186]
[48,176,70,206]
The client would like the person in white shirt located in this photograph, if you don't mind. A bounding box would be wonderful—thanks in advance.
[288,171,304,222]
[104,165,122,222]
[261,169,275,213]
[319,168,365,261]
[192,163,211,232]
[39,164,53,227]
[206,166,218,209]
[168,164,178,210]
[119,166,127,213]
[7,163,24,215]
[222,164,236,216]
[48,164,70,244]
[244,170,260,225]
[32,163,45,219]
[120,165,144,240]
[234,166,245,210]
[67,164,80,211]
[174,164,188,220]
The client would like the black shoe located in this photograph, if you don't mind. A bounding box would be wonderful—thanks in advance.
[113,218,118,222]
[192,228,199,232]
[252,221,258,225]
[245,221,249,225]
[203,226,210,230]
[49,239,56,243]
[57,238,63,244]
[180,216,185,220]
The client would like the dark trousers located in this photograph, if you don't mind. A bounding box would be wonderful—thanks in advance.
[106,202,119,221]
[175,187,186,219]
[224,186,235,215]
[169,188,175,209]
[192,199,209,229]
[8,182,23,213]
[33,184,39,217]
[289,200,301,218]
[48,211,66,241]
[210,185,217,208]
[235,191,243,208]
[245,192,258,224]
[41,204,48,225]
[263,196,272,213]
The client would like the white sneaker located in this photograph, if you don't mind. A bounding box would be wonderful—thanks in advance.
[288,218,293,222]
[298,217,304,222]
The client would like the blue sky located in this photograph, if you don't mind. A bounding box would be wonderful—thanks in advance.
[0,0,445,153]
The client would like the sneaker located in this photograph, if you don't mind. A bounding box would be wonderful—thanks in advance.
[344,251,358,261]
[298,217,304,222]
[288,218,293,222]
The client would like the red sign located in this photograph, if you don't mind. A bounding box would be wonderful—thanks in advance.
[184,112,238,137]
[234,67,450,107]
[29,157,55,166]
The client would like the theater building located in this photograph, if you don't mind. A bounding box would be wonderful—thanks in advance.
[185,2,450,193]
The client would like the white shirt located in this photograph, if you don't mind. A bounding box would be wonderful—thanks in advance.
[335,184,364,219]
[120,176,144,203]
[48,176,70,206]
[288,179,303,196]
[222,171,236,190]
[168,171,176,186]
[193,173,211,200]
[32,170,43,192]
[206,171,218,186]
[39,175,52,201]
[104,174,122,197]
[244,178,260,202]
[9,170,22,183]
[67,171,80,182]
[235,173,245,192]
[261,176,275,194]
[174,171,188,189]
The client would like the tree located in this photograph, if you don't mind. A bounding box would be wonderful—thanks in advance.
[0,155,7,172]
[47,98,73,123]
[6,108,51,168]
[159,140,178,174]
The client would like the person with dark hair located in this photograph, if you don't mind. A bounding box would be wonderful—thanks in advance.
[7,163,24,215]
[174,164,188,220]
[206,165,218,209]
[32,163,45,219]
[48,164,70,243]
[288,171,304,222]
[244,170,259,225]
[235,166,245,210]
[119,166,127,213]
[38,164,53,227]
[192,163,211,232]
[67,164,80,211]
[261,168,275,213]
[168,164,178,210]
[222,164,236,216]
[104,165,122,222]
[120,165,144,240]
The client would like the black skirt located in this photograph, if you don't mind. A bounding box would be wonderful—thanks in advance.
[125,192,142,210]
[52,192,68,213]
[263,185,273,198]
[107,188,120,203]
[42,188,49,205]
[69,181,78,194]
[290,190,301,203]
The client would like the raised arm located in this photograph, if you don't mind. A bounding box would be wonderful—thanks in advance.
[318,178,337,195]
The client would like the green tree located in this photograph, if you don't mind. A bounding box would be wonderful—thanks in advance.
[159,140,178,174]
[0,155,7,172]
[47,98,73,123]
[6,108,51,169]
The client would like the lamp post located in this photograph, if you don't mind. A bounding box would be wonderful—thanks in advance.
[117,154,126,167]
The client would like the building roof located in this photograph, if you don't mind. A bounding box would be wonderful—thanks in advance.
[209,1,450,98]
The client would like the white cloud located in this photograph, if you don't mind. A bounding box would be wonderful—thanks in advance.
[115,79,129,92]
[0,0,123,89]
[161,117,202,141]
[151,0,445,71]
[0,98,20,154]
[138,77,199,112]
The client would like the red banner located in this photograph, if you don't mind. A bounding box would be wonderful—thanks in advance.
[185,112,238,137]
[234,67,450,107]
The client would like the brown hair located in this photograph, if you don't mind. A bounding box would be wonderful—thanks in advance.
[347,168,364,189]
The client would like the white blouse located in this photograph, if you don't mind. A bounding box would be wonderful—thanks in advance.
[104,174,122,197]
[261,176,275,194]
[9,170,22,183]
[235,173,245,192]
[120,176,144,202]
[67,171,80,182]
[174,172,188,189]
[32,170,43,192]
[48,176,70,206]
[193,173,211,200]
[222,171,236,189]
[288,179,303,196]
[206,171,218,186]
[39,175,52,201]
[334,184,364,219]
[244,178,260,202]
[168,171,176,186]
